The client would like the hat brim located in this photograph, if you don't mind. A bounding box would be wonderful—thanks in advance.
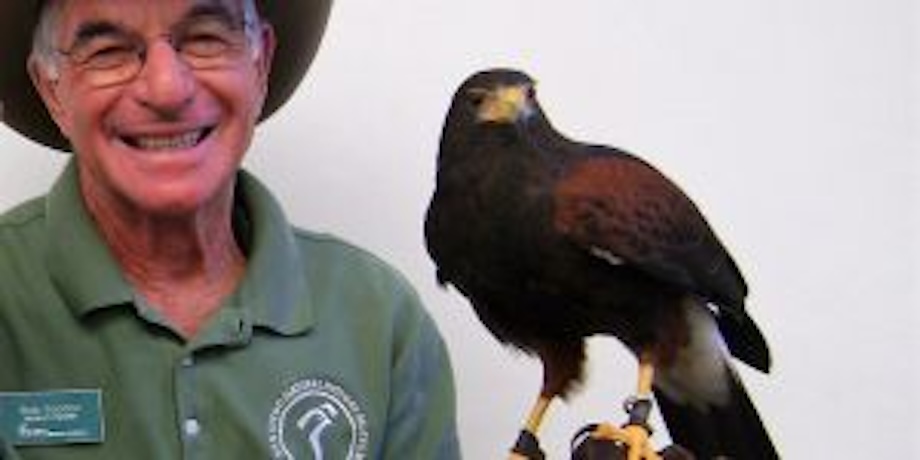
[0,0,333,151]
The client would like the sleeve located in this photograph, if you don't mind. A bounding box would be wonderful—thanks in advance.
[381,294,461,459]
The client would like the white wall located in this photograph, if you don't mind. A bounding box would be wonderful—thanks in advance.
[2,0,917,457]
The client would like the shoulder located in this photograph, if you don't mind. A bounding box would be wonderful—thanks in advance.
[289,227,449,355]
[0,197,51,313]
[289,228,431,332]
[0,197,48,263]
[291,228,417,297]
[0,196,46,229]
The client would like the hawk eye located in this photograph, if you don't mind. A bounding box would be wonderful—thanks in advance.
[466,88,489,107]
[525,84,536,100]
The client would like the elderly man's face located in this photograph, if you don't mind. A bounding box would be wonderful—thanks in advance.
[33,0,274,216]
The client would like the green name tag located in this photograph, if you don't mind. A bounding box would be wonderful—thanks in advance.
[0,389,104,446]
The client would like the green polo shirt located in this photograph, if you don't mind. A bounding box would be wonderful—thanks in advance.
[0,161,460,459]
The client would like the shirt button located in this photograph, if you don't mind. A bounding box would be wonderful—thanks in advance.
[184,418,201,438]
[181,356,194,367]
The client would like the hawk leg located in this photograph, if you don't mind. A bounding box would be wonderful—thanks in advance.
[591,354,662,460]
[508,395,552,459]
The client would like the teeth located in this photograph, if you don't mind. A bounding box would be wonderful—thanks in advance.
[132,130,203,151]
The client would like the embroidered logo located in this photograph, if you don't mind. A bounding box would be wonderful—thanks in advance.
[268,379,369,460]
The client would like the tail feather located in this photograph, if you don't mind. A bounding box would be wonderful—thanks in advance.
[655,371,777,459]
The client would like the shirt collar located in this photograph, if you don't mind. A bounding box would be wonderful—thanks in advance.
[46,160,315,336]
[230,170,314,335]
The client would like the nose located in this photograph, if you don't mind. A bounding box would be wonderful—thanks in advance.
[131,40,195,117]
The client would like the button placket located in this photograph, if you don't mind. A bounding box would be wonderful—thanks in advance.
[184,417,202,437]
[175,353,201,459]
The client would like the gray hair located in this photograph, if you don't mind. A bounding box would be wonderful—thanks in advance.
[30,0,65,79]
[30,0,266,80]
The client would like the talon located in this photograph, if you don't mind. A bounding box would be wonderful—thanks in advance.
[585,421,661,460]
[621,424,661,460]
[590,422,621,441]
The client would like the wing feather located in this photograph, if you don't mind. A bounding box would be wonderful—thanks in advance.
[552,152,747,310]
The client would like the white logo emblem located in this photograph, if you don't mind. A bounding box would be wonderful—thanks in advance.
[268,379,369,460]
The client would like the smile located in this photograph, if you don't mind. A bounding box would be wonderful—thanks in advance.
[121,127,213,151]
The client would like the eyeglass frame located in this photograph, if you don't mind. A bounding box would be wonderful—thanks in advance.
[51,11,263,88]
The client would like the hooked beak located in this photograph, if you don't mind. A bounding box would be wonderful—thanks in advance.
[474,84,534,124]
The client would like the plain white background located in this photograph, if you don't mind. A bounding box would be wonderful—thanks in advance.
[1,0,917,458]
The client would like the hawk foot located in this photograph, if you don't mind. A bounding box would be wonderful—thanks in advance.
[590,422,662,460]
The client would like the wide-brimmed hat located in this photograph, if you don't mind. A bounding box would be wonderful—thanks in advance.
[0,0,333,151]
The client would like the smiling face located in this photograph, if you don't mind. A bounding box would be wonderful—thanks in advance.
[30,0,275,217]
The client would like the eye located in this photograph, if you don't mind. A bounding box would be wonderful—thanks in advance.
[466,88,489,108]
[179,32,233,57]
[525,84,537,100]
[74,40,138,70]
[176,17,244,58]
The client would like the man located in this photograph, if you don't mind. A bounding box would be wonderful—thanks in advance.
[0,1,460,458]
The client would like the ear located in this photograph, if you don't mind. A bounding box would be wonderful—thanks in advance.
[28,58,74,140]
[255,21,276,93]
[246,21,276,121]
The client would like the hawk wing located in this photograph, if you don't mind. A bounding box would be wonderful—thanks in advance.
[552,148,769,372]
[552,149,747,309]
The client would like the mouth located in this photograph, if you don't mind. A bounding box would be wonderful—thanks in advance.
[120,127,214,151]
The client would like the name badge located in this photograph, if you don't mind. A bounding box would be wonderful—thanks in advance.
[0,389,104,446]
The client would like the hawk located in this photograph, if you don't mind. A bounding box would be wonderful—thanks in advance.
[425,69,777,459]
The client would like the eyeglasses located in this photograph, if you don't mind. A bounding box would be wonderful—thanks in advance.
[56,15,257,88]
